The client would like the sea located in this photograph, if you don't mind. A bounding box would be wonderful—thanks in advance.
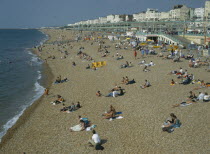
[0,29,48,141]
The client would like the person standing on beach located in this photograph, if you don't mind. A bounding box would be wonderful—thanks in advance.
[134,50,137,59]
[44,88,49,95]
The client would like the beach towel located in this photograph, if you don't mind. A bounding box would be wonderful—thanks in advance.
[109,116,124,121]
[180,102,192,107]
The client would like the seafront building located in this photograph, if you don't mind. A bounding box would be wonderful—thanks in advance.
[68,1,210,26]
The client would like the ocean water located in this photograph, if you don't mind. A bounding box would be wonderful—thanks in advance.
[0,29,48,141]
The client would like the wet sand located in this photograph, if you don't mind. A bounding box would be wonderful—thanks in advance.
[0,29,209,154]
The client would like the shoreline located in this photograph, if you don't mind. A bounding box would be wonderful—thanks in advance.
[0,31,54,147]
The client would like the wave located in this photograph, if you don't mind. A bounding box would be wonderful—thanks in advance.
[0,76,45,142]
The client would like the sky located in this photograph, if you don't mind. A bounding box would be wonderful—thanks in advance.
[0,0,208,28]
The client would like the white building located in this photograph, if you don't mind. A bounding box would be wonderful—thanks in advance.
[205,1,210,19]
[133,12,146,21]
[99,17,107,24]
[145,8,160,21]
[107,15,115,23]
[113,15,125,23]
[159,12,170,21]
[169,5,190,21]
[194,8,204,21]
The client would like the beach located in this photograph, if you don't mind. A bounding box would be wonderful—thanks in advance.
[0,29,209,154]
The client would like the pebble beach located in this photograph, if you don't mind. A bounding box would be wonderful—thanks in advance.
[0,29,209,154]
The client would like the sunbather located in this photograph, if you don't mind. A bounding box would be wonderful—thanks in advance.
[70,120,86,132]
[141,80,151,89]
[102,105,116,119]
[162,113,181,133]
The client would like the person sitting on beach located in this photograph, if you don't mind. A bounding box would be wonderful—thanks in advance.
[162,113,181,133]
[203,92,210,102]
[197,92,205,101]
[141,80,151,89]
[86,64,90,69]
[70,120,86,132]
[96,91,102,97]
[72,61,76,66]
[60,103,68,112]
[143,66,150,72]
[54,75,61,84]
[179,75,191,85]
[88,130,103,150]
[170,79,175,85]
[102,105,116,119]
[121,77,126,84]
[76,102,81,109]
[123,76,129,84]
[189,91,197,100]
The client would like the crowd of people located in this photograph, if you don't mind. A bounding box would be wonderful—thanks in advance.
[42,31,210,152]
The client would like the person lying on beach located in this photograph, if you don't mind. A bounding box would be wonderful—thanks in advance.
[69,103,76,112]
[193,80,207,90]
[116,55,124,60]
[102,105,116,119]
[173,56,180,62]
[120,61,130,68]
[106,89,119,97]
[162,54,172,59]
[162,113,181,133]
[126,79,136,85]
[52,95,65,105]
[60,104,68,112]
[70,120,86,132]
[138,60,146,65]
[157,52,163,57]
[172,97,196,108]
[141,80,151,89]
[96,91,102,97]
[168,70,178,75]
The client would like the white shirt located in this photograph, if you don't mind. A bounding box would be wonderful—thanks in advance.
[92,134,101,144]
[198,93,205,100]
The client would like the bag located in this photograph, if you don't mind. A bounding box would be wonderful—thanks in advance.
[95,144,104,150]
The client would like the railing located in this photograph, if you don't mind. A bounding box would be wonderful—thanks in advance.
[136,32,183,45]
